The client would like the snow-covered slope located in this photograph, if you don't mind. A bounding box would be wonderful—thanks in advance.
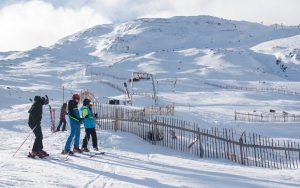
[1,16,300,187]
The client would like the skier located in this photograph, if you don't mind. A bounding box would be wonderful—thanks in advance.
[56,103,68,131]
[62,94,83,155]
[27,95,49,158]
[81,99,98,152]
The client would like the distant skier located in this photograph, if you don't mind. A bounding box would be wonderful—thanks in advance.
[56,103,68,131]
[27,95,49,158]
[62,94,83,155]
[81,99,98,152]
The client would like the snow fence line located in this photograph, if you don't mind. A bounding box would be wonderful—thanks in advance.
[93,103,300,169]
[235,111,300,122]
[204,81,300,96]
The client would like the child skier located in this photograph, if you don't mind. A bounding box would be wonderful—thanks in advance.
[27,95,49,158]
[81,99,98,152]
[56,103,68,131]
[62,94,82,155]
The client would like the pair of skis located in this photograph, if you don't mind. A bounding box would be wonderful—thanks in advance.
[49,105,56,133]
[27,152,69,161]
[27,151,105,161]
[85,151,105,158]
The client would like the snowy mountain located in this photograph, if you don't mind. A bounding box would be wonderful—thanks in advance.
[1,16,300,187]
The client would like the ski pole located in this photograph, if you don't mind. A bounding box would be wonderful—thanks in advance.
[12,124,38,158]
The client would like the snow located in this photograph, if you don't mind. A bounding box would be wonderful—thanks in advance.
[1,15,300,187]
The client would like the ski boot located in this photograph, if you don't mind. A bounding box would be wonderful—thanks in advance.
[36,151,47,158]
[73,148,82,154]
[61,150,74,155]
[40,150,49,157]
[27,152,37,158]
[93,147,99,151]
[81,147,90,152]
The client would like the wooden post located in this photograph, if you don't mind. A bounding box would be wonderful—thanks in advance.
[278,140,283,169]
[114,108,119,131]
[284,140,288,168]
[230,129,237,162]
[199,128,204,158]
[239,132,245,165]
[253,133,258,167]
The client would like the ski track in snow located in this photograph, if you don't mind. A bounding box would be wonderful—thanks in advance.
[1,16,300,187]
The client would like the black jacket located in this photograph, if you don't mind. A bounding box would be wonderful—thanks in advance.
[28,99,43,126]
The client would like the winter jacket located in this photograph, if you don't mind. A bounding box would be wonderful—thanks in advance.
[60,107,68,120]
[28,98,44,126]
[68,99,81,126]
[80,106,96,128]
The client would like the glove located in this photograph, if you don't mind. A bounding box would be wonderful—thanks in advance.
[42,95,49,105]
[94,113,98,118]
[84,115,89,118]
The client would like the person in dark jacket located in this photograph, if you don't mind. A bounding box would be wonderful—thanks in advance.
[28,95,49,158]
[62,94,82,155]
[81,99,98,152]
[56,103,68,131]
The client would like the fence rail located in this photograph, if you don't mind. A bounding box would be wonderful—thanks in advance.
[235,111,300,122]
[94,103,300,169]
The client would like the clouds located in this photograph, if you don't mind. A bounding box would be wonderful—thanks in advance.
[0,0,299,52]
[0,0,109,51]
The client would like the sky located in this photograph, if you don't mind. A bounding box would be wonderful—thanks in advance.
[0,0,299,52]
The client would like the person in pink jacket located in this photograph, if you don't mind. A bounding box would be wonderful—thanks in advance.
[56,103,68,131]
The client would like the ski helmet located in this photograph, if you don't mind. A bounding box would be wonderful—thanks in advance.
[72,94,80,101]
[83,98,91,106]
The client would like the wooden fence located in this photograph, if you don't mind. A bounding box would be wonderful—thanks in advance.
[144,104,175,116]
[94,103,300,169]
[90,71,127,80]
[235,111,300,122]
[204,81,300,96]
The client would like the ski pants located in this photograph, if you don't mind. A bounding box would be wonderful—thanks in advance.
[64,122,80,150]
[82,128,98,148]
[29,123,43,152]
[57,118,67,131]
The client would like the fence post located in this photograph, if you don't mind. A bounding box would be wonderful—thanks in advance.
[114,108,119,131]
[239,132,246,165]
[198,128,204,158]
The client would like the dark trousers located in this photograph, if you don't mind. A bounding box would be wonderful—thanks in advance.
[82,128,98,148]
[29,123,43,152]
[57,119,67,131]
